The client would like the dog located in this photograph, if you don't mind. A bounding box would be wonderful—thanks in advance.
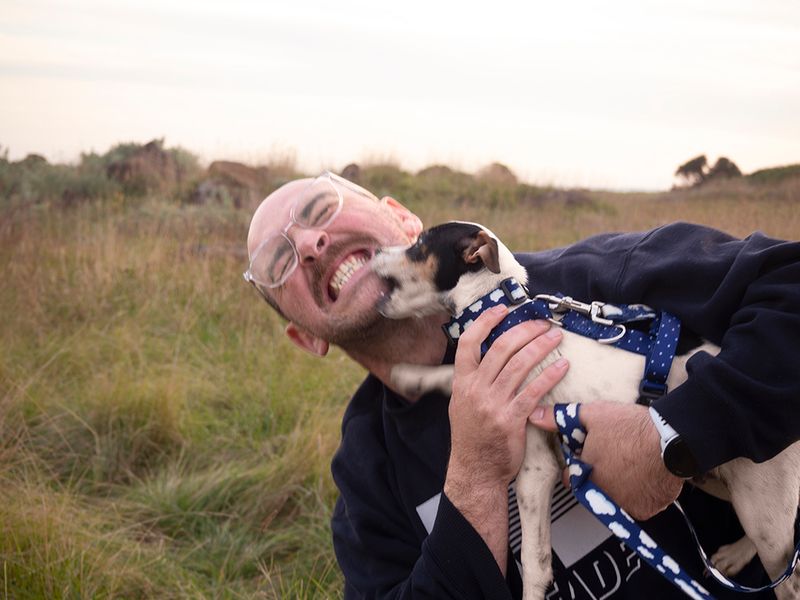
[372,221,800,600]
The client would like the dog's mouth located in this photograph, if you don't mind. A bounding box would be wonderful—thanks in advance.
[376,275,400,317]
[380,275,399,297]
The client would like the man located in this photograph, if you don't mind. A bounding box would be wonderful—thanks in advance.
[245,172,800,599]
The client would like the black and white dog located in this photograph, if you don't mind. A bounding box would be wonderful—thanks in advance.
[372,221,800,600]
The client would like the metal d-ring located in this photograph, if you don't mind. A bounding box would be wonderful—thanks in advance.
[597,324,626,344]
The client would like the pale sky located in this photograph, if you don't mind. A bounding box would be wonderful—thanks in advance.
[1,0,798,190]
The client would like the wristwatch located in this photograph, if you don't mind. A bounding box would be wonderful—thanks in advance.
[648,407,701,478]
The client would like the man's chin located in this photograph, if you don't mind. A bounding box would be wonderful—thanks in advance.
[324,309,406,349]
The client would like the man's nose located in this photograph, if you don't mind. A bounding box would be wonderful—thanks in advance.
[292,227,330,264]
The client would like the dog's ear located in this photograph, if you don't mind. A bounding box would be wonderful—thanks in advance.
[463,230,500,274]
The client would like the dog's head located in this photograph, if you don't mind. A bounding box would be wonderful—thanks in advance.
[372,221,528,319]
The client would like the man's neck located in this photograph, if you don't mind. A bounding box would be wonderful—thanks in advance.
[344,313,449,399]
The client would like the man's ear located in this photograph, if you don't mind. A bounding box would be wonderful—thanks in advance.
[463,231,500,274]
[285,322,329,357]
[382,196,423,240]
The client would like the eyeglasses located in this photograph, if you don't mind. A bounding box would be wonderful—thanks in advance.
[243,171,380,295]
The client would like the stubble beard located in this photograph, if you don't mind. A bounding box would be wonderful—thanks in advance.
[304,235,410,350]
[325,307,414,352]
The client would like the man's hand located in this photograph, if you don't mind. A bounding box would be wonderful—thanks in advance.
[531,401,684,520]
[444,305,568,572]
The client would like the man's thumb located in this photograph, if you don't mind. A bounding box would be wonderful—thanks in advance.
[528,404,558,431]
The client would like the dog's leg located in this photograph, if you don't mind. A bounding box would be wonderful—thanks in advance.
[710,535,757,578]
[718,446,800,600]
[389,363,454,399]
[516,425,561,600]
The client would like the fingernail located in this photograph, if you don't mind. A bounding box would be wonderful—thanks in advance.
[554,357,568,369]
[492,305,508,314]
[531,406,545,421]
[546,327,562,339]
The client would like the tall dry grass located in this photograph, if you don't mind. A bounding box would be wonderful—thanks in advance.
[0,172,798,598]
[0,200,364,598]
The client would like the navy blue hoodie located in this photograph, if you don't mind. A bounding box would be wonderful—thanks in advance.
[332,223,800,599]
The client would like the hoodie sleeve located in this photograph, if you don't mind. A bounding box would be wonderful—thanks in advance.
[518,221,800,472]
[615,222,800,471]
[331,389,513,600]
[333,492,513,599]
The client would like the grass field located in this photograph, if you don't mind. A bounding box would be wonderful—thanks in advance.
[1,168,798,598]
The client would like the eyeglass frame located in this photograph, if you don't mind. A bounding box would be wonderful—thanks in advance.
[243,171,381,303]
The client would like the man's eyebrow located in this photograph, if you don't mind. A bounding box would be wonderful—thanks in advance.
[298,191,332,221]
[267,240,294,279]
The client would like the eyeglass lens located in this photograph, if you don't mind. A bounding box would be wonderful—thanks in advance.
[293,176,341,228]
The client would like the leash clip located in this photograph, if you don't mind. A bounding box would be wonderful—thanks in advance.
[534,294,588,315]
[534,295,616,326]
[588,301,615,326]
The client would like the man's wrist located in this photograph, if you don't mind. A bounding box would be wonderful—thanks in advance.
[444,468,508,523]
[443,466,510,574]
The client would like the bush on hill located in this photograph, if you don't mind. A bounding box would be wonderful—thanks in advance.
[675,154,743,188]
[747,164,800,185]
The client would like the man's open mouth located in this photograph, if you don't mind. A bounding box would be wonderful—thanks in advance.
[328,250,371,300]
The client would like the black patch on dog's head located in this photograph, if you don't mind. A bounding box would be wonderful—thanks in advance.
[411,222,499,292]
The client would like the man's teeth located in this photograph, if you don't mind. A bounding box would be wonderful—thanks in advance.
[330,255,368,297]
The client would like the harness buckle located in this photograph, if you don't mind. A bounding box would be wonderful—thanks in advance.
[441,322,460,347]
[499,278,528,305]
[637,380,669,406]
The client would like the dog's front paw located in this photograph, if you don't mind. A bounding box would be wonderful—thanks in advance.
[710,536,757,577]
[390,364,454,399]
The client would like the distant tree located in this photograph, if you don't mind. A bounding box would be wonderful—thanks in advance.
[706,157,742,181]
[675,155,708,186]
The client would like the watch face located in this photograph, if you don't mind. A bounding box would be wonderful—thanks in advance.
[664,437,700,478]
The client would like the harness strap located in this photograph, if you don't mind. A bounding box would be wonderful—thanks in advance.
[445,278,679,403]
[554,402,800,597]
[481,299,553,355]
[442,277,528,345]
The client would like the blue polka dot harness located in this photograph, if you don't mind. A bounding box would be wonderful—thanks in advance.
[444,277,800,598]
[443,277,678,405]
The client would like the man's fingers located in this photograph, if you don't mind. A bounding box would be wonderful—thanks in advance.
[510,357,569,421]
[454,305,509,369]
[529,391,596,431]
[490,325,562,394]
[476,319,555,385]
[528,404,558,430]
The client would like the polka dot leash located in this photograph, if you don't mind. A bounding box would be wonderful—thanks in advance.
[671,490,800,594]
[554,402,717,600]
[554,402,800,597]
